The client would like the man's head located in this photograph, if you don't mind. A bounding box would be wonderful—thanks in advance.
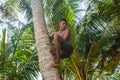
[59,18,67,30]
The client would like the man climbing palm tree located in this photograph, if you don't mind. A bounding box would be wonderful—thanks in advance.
[50,18,73,67]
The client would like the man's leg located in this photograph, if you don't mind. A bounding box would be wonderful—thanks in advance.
[53,34,61,64]
[50,47,56,56]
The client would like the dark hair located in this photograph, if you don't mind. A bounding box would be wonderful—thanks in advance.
[59,18,67,23]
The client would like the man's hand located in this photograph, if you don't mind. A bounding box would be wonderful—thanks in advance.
[49,32,56,40]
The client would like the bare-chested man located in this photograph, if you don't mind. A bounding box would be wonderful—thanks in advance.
[50,18,73,67]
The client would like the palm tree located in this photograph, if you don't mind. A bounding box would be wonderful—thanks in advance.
[31,0,60,80]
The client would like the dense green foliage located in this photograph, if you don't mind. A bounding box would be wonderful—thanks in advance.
[0,0,120,80]
[44,0,120,80]
[0,0,39,80]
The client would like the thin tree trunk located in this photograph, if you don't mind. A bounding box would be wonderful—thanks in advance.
[31,0,60,80]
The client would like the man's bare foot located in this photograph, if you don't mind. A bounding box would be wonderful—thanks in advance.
[51,61,60,67]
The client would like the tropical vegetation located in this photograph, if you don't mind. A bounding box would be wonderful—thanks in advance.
[0,0,120,80]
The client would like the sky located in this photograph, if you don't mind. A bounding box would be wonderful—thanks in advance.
[76,0,88,23]
[0,0,7,37]
[0,0,28,41]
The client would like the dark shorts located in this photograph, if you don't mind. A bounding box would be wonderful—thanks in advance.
[60,40,73,58]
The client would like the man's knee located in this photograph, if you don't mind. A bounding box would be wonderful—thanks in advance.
[54,34,60,41]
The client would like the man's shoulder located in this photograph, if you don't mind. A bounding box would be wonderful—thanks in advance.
[65,29,70,32]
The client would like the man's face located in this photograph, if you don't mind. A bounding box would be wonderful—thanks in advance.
[59,21,67,30]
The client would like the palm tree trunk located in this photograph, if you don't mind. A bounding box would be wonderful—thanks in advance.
[31,0,60,80]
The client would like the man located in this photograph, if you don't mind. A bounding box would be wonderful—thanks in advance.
[50,18,73,67]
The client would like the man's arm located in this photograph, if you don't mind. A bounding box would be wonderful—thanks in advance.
[49,32,56,40]
[63,29,70,41]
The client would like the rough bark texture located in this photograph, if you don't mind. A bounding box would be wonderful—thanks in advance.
[31,0,60,80]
